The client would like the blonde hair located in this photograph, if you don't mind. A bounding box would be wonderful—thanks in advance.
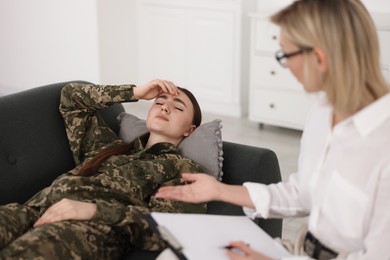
[271,0,389,114]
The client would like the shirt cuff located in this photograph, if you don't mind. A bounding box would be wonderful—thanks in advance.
[242,182,271,219]
[114,84,138,102]
[91,200,126,224]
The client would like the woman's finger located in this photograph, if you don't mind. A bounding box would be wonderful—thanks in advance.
[34,200,72,226]
[33,199,96,227]
[226,241,272,260]
[155,186,186,199]
[229,241,253,255]
[158,80,178,95]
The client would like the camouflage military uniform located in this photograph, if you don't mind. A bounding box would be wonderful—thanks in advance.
[0,83,206,259]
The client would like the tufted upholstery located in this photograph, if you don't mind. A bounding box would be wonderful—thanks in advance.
[0,81,282,259]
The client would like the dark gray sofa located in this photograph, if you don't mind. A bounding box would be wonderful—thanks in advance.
[0,81,282,259]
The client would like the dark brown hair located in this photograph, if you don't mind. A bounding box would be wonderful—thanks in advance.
[76,87,202,177]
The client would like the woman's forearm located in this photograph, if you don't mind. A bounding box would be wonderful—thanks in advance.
[216,183,255,209]
[59,83,136,164]
[60,83,137,112]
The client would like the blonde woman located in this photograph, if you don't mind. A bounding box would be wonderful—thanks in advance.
[156,0,390,259]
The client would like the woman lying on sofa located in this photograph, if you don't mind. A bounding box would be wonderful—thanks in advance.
[0,80,205,259]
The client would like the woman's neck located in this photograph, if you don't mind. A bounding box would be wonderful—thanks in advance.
[332,112,352,127]
[146,134,181,148]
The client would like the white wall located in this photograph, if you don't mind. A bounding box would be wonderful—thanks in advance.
[0,0,100,95]
[2,0,388,96]
[97,0,138,85]
[361,0,390,13]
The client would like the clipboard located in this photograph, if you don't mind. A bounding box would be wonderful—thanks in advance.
[147,212,292,260]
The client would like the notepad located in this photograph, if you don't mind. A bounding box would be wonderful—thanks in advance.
[151,212,291,260]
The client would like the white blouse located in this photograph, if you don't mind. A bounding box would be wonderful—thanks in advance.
[243,93,390,259]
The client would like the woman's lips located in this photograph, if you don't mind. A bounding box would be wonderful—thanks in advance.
[155,115,169,121]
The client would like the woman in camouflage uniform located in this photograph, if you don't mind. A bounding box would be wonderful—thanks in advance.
[0,80,206,259]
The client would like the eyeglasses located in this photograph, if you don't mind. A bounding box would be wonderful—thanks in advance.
[275,48,313,68]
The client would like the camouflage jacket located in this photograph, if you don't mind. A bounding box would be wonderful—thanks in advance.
[26,83,206,251]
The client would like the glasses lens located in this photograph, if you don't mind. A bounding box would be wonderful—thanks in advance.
[275,50,286,67]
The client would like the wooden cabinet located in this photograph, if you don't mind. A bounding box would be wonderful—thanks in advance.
[248,12,390,130]
[136,0,256,117]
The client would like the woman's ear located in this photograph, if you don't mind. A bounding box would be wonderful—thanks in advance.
[312,47,328,73]
[183,125,196,137]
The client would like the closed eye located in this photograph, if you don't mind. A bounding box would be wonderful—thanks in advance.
[155,96,186,112]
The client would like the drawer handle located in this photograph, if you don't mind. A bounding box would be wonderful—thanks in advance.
[270,70,276,76]
[269,103,275,109]
[272,35,277,40]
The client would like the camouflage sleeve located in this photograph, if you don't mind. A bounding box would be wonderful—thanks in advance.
[92,158,207,223]
[92,199,205,251]
[146,159,207,214]
[91,200,167,251]
[91,158,207,251]
[59,82,138,164]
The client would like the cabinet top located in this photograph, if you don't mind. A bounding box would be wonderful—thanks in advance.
[248,11,390,31]
[371,13,390,30]
[137,0,256,12]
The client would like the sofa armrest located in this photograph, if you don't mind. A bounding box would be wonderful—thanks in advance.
[0,81,125,205]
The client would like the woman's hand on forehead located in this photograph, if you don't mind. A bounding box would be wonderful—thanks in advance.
[134,79,179,100]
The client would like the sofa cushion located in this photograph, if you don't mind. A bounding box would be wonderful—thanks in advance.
[118,112,224,180]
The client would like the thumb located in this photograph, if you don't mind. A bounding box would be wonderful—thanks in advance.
[229,241,252,254]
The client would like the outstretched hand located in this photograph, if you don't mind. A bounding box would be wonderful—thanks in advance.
[34,198,97,227]
[155,173,221,203]
[134,79,179,100]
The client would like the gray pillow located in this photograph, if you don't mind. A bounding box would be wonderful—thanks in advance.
[117,112,224,180]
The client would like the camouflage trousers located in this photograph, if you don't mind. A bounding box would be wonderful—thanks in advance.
[0,203,127,260]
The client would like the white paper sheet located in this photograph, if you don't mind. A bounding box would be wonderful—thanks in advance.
[151,212,291,260]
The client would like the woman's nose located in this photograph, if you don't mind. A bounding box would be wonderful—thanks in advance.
[161,104,170,114]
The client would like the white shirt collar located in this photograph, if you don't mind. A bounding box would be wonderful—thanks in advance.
[353,92,390,137]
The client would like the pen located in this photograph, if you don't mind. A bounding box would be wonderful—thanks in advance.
[221,243,250,249]
[221,244,250,256]
[222,245,236,249]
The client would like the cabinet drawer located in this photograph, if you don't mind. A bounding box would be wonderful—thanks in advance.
[373,29,390,84]
[249,88,311,129]
[253,18,280,53]
[251,56,302,91]
[382,67,390,83]
[378,30,390,69]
